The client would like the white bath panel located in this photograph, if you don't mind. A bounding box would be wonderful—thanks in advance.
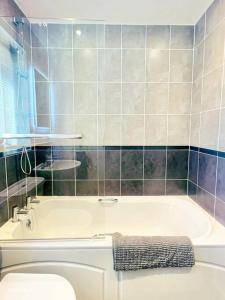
[119,262,225,300]
[1,262,105,300]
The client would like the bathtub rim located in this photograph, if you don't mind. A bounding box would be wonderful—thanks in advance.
[0,195,225,249]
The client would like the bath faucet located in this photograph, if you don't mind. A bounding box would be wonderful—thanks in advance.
[12,206,20,223]
[25,196,40,210]
[11,206,28,222]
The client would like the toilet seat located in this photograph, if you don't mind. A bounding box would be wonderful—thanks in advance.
[0,273,76,300]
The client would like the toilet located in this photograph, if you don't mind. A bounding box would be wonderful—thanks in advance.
[0,273,76,300]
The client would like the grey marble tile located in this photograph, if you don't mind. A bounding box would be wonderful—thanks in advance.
[98,49,121,82]
[121,180,143,195]
[122,25,146,48]
[48,24,72,48]
[105,25,121,48]
[166,180,187,195]
[31,23,48,47]
[189,150,199,184]
[167,150,189,179]
[32,48,49,79]
[146,26,170,49]
[171,26,194,49]
[0,157,6,192]
[122,49,145,82]
[53,181,75,196]
[216,157,225,202]
[121,150,143,179]
[49,49,73,81]
[105,180,120,196]
[76,180,98,196]
[76,151,98,180]
[170,50,193,82]
[50,82,73,114]
[74,49,97,81]
[215,197,225,226]
[196,187,215,217]
[146,49,169,82]
[105,151,120,179]
[195,14,205,46]
[74,24,98,48]
[144,150,166,179]
[198,152,217,195]
[144,180,165,195]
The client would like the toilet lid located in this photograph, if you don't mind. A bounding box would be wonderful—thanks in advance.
[0,273,76,300]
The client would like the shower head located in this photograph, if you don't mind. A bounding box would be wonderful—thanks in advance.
[10,43,19,55]
[13,17,25,27]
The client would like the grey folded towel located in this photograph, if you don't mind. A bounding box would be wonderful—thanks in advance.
[112,233,195,271]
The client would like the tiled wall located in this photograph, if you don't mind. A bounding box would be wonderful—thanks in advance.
[32,24,194,146]
[2,0,225,231]
[0,0,33,226]
[34,145,188,197]
[188,0,225,226]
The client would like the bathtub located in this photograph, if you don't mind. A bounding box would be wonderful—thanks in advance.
[1,196,225,300]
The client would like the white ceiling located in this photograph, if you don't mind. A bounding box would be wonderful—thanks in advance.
[15,0,214,25]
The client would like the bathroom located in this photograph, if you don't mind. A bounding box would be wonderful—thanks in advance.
[0,0,225,298]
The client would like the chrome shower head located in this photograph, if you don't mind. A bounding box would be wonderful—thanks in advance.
[13,17,25,26]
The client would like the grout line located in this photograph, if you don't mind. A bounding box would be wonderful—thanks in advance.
[142,25,147,195]
[120,25,123,196]
[71,19,76,196]
[4,156,9,219]
[31,46,195,51]
[214,14,225,217]
[196,13,206,189]
[187,23,195,195]
[165,26,172,195]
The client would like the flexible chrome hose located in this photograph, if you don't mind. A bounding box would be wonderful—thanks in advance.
[20,146,32,175]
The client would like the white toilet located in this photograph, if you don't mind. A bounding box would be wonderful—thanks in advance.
[0,273,76,300]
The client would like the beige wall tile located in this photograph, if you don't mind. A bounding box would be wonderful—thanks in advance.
[145,115,167,145]
[122,83,145,114]
[219,108,225,151]
[193,42,204,81]
[122,25,146,48]
[201,67,223,111]
[204,23,225,75]
[145,83,169,114]
[146,49,169,82]
[74,115,97,145]
[146,26,170,49]
[98,49,121,82]
[122,116,144,145]
[200,110,220,149]
[171,26,194,49]
[168,115,190,145]
[51,115,75,134]
[169,83,192,114]
[192,79,202,114]
[170,50,193,82]
[74,49,97,81]
[74,83,97,115]
[98,115,121,145]
[122,49,145,82]
[98,83,121,114]
[190,113,200,147]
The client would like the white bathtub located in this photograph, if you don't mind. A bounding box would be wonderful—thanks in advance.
[1,196,225,300]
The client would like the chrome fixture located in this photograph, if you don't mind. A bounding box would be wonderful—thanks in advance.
[25,196,40,210]
[26,219,32,230]
[11,206,28,223]
[13,17,25,26]
[98,198,118,203]
[12,206,20,223]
